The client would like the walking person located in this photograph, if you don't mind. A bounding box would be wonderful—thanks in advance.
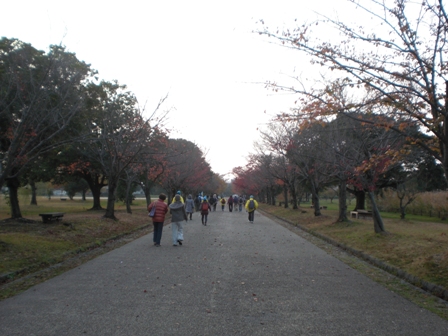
[245,195,259,223]
[238,196,244,212]
[200,196,211,225]
[227,195,234,212]
[210,194,218,211]
[233,195,239,207]
[185,194,195,220]
[147,193,169,247]
[194,194,201,212]
[171,190,184,204]
[220,197,226,211]
[169,194,188,246]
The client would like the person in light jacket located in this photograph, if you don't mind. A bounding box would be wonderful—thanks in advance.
[147,194,169,247]
[185,194,195,220]
[169,194,188,246]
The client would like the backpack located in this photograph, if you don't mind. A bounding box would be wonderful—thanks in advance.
[201,202,208,211]
[248,200,255,210]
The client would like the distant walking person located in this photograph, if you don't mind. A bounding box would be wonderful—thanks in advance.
[238,196,244,212]
[233,195,239,207]
[227,195,234,212]
[169,195,187,246]
[194,194,201,211]
[210,194,218,211]
[245,195,259,223]
[171,190,184,204]
[185,194,195,220]
[147,194,169,247]
[200,196,211,225]
[220,197,226,211]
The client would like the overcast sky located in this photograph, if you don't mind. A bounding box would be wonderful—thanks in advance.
[1,0,355,180]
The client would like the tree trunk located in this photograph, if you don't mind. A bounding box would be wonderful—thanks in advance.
[351,189,366,211]
[142,180,153,207]
[7,177,22,219]
[443,81,448,183]
[104,182,117,220]
[367,191,386,233]
[270,186,276,205]
[29,179,38,205]
[310,182,321,216]
[90,185,103,210]
[337,179,348,222]
[399,205,406,220]
[143,185,152,207]
[126,196,132,214]
[290,184,298,209]
[82,189,87,201]
[283,184,289,208]
[123,178,133,214]
[264,187,270,205]
[81,174,105,210]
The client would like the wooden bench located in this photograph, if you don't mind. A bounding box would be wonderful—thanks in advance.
[39,212,65,223]
[351,210,373,219]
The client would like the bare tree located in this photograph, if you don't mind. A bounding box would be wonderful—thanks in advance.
[259,0,448,182]
[81,81,169,219]
[258,123,301,208]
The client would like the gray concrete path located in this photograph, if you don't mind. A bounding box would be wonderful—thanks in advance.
[1,209,448,335]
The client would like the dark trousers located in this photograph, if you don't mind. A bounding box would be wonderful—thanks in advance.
[228,204,233,212]
[153,222,164,244]
[248,211,255,222]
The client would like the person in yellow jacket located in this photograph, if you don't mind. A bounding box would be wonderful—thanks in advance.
[245,195,259,223]
[171,190,184,204]
[220,197,226,211]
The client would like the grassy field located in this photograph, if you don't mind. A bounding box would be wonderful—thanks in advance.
[1,196,448,319]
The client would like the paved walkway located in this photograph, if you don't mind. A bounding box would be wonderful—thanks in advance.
[1,209,448,335]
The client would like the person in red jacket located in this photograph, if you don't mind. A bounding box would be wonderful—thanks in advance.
[147,193,169,247]
[200,196,212,225]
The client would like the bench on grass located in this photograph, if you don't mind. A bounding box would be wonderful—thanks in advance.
[357,210,373,219]
[39,212,65,223]
[350,210,373,219]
